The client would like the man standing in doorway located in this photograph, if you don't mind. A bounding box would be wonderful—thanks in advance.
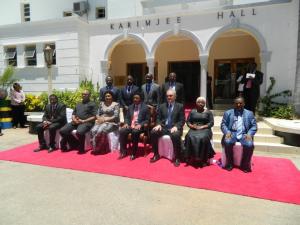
[161,72,185,104]
[243,62,263,113]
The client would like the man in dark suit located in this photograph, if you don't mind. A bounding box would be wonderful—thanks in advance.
[150,89,185,167]
[221,96,257,173]
[99,75,120,103]
[161,72,185,104]
[243,62,263,113]
[141,73,160,109]
[34,94,67,153]
[60,90,97,154]
[119,92,149,160]
[119,75,139,114]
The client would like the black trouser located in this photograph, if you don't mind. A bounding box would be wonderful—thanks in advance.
[119,127,144,155]
[59,122,93,151]
[11,104,26,127]
[36,122,63,147]
[150,128,182,160]
[244,89,259,113]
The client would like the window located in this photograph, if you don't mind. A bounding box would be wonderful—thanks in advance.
[4,47,17,67]
[22,3,30,22]
[25,45,36,66]
[96,7,106,19]
[63,11,73,17]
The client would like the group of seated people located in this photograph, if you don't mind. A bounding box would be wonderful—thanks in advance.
[34,72,257,173]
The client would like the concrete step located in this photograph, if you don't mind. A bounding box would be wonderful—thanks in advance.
[212,140,300,154]
[212,132,283,144]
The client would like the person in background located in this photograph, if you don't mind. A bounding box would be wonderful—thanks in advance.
[150,89,185,167]
[243,62,263,113]
[90,90,119,155]
[10,82,26,128]
[119,75,139,115]
[221,96,257,173]
[99,75,120,103]
[184,97,215,168]
[34,94,67,153]
[141,73,161,110]
[59,90,97,154]
[119,92,149,160]
[161,72,184,104]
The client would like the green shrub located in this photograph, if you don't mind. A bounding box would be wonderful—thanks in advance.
[24,79,100,111]
[25,93,47,112]
[258,77,292,119]
[270,105,294,120]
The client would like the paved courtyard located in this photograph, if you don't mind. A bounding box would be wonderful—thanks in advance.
[0,128,300,225]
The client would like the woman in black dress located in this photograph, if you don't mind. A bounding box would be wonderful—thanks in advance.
[184,97,215,167]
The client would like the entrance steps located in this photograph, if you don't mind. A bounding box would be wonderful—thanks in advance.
[182,116,300,154]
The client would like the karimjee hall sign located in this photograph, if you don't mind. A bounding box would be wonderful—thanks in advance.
[109,8,257,30]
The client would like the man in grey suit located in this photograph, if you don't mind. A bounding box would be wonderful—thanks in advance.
[150,89,185,167]
[141,73,160,109]
[161,72,185,104]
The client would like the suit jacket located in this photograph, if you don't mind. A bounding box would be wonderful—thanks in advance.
[141,82,160,107]
[221,108,257,137]
[42,103,67,125]
[161,82,185,104]
[242,70,263,98]
[124,102,149,127]
[99,86,120,102]
[119,85,140,108]
[157,102,185,132]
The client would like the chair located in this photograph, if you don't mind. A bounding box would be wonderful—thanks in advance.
[44,129,61,148]
[71,130,92,150]
[107,130,120,152]
[158,135,174,161]
[221,142,243,167]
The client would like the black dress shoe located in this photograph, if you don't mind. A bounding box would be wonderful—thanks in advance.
[224,164,233,171]
[241,167,252,173]
[48,146,57,153]
[130,154,136,160]
[34,145,48,152]
[150,154,160,163]
[118,152,126,160]
[60,145,68,152]
[77,149,86,154]
[173,158,180,167]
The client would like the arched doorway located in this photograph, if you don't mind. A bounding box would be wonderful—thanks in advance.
[208,29,260,103]
[108,38,147,87]
[154,35,200,103]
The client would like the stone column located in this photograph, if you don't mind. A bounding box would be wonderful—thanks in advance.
[36,43,45,67]
[16,45,25,68]
[200,54,208,99]
[259,51,271,97]
[99,60,108,88]
[146,57,155,75]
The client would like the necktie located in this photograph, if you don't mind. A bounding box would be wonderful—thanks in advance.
[167,104,172,129]
[127,86,131,93]
[236,111,243,140]
[146,83,150,94]
[134,104,138,112]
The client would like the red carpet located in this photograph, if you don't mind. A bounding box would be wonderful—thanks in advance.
[1,142,300,205]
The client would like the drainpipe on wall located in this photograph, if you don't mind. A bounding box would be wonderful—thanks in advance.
[294,3,300,116]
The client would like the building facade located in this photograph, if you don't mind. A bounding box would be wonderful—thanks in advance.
[0,0,299,109]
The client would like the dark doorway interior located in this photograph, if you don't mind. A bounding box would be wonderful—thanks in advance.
[214,58,255,103]
[168,61,200,104]
[127,63,158,87]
